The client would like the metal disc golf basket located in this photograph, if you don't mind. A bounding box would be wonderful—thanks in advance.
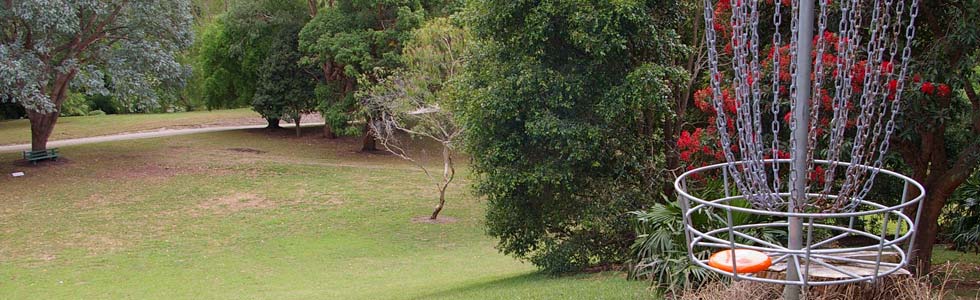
[676,0,925,298]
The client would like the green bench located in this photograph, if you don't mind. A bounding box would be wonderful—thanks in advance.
[23,148,59,165]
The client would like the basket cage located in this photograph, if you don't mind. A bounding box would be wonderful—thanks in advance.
[676,159,925,287]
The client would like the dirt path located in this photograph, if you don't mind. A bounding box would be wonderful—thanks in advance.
[0,122,324,153]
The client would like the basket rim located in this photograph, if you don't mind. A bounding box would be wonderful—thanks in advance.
[675,159,925,218]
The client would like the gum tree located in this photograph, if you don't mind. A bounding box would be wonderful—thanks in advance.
[0,1,193,151]
[362,17,467,220]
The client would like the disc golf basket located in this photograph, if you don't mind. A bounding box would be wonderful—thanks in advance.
[676,0,924,299]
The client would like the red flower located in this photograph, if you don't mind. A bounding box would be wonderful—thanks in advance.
[680,150,693,162]
[912,74,921,83]
[888,80,898,92]
[851,60,867,86]
[921,82,935,95]
[880,61,894,74]
[810,166,826,183]
[784,111,793,124]
[694,88,714,113]
[937,84,951,97]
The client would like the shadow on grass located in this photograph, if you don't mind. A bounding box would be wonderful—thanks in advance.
[409,273,549,300]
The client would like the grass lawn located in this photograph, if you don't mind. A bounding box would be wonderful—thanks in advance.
[0,128,653,299]
[0,109,263,145]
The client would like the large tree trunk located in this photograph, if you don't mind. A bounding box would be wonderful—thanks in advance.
[27,70,76,151]
[266,118,281,129]
[26,110,59,151]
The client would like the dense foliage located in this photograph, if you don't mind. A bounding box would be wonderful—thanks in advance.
[943,172,980,253]
[253,26,318,134]
[888,0,980,273]
[0,0,194,150]
[299,0,429,141]
[459,0,689,274]
[196,0,311,124]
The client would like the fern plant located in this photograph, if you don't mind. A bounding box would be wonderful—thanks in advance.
[944,173,980,253]
[629,199,785,295]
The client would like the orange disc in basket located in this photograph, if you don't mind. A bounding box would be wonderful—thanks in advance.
[708,249,772,274]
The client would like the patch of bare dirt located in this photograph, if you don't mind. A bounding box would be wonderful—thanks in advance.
[226,147,267,154]
[411,216,458,224]
[11,157,73,168]
[196,193,276,215]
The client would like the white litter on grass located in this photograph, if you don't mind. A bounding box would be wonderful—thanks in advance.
[11,172,25,177]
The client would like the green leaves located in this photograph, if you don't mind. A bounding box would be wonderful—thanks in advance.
[459,0,689,274]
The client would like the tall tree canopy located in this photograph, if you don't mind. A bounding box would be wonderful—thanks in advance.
[1,1,193,150]
[253,26,318,135]
[459,0,689,273]
[196,0,310,123]
[298,0,427,148]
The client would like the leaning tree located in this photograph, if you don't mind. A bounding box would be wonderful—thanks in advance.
[0,1,193,151]
[362,17,467,220]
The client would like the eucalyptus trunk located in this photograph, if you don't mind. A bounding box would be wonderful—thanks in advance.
[430,145,454,220]
[28,70,76,151]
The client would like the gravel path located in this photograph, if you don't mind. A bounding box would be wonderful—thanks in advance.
[0,122,324,153]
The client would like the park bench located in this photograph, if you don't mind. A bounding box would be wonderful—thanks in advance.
[22,148,59,165]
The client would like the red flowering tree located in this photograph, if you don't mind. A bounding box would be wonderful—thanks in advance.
[889,0,980,274]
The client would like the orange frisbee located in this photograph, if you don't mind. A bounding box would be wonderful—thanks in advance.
[708,249,772,274]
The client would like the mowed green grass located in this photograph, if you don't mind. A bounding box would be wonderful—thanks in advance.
[0,128,653,299]
[0,108,262,145]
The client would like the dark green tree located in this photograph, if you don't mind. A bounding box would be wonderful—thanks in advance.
[459,0,689,274]
[253,27,318,136]
[890,0,980,275]
[196,0,309,127]
[298,0,427,149]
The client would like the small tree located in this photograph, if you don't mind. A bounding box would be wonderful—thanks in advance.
[252,27,318,136]
[361,17,467,220]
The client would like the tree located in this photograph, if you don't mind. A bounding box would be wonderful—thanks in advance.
[253,27,318,136]
[362,17,467,220]
[0,1,193,151]
[299,0,427,149]
[891,0,980,275]
[459,0,689,273]
[195,0,310,128]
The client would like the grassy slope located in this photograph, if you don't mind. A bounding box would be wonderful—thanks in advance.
[0,109,262,145]
[0,129,652,299]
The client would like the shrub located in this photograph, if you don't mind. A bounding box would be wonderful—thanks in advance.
[87,110,106,116]
[460,0,689,274]
[942,173,980,253]
[60,92,91,117]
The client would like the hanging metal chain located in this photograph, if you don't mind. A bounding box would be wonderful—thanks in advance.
[770,0,784,195]
[696,0,920,213]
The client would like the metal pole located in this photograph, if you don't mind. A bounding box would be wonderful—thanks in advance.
[786,0,816,299]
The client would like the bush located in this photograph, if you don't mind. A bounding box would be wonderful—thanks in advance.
[87,110,107,116]
[942,172,980,253]
[629,203,718,294]
[60,92,91,117]
[85,94,119,114]
[460,0,689,274]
